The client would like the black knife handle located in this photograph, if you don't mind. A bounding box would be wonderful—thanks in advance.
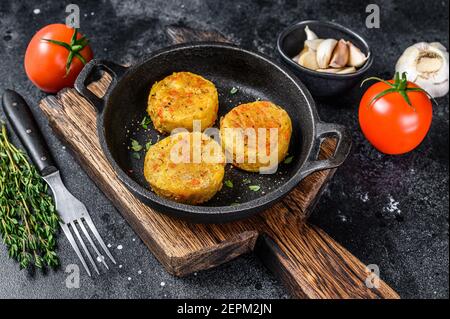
[2,89,57,176]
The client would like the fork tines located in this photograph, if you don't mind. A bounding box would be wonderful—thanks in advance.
[60,215,116,276]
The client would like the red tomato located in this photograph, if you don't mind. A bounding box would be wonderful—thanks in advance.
[359,73,432,155]
[24,24,93,93]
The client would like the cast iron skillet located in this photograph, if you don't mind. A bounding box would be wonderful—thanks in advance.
[75,42,351,223]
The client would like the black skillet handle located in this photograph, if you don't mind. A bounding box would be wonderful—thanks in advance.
[74,59,128,113]
[2,90,58,176]
[299,122,352,179]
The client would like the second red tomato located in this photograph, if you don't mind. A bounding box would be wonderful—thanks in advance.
[359,73,432,155]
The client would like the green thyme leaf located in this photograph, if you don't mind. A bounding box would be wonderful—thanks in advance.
[132,152,141,159]
[145,141,152,151]
[224,180,233,188]
[284,155,294,164]
[131,139,143,152]
[141,116,152,129]
[249,185,261,192]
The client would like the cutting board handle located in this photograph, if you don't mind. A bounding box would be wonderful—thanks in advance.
[255,220,399,299]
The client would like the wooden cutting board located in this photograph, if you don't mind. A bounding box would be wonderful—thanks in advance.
[38,27,399,299]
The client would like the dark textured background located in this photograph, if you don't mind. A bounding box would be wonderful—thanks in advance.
[0,0,448,299]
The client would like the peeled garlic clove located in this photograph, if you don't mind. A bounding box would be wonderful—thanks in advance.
[305,26,318,40]
[336,66,357,74]
[298,49,319,70]
[395,42,449,98]
[316,68,342,74]
[316,39,338,69]
[299,46,309,55]
[347,41,368,67]
[304,39,324,51]
[293,46,308,62]
[316,67,356,74]
[329,39,349,68]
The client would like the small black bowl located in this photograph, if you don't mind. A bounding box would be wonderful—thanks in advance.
[277,20,373,98]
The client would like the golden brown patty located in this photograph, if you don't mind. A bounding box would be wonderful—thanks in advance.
[220,101,292,172]
[143,132,225,205]
[147,72,219,134]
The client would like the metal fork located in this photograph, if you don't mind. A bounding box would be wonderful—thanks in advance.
[2,90,115,276]
[44,171,116,276]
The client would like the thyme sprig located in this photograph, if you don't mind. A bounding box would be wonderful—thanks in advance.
[0,123,60,269]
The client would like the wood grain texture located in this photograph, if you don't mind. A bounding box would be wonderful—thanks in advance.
[39,67,398,300]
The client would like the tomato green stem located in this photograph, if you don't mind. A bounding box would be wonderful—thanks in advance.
[361,72,435,109]
[41,28,89,76]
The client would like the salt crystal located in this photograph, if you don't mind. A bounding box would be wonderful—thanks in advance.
[33,8,41,14]
[117,244,123,250]
[384,195,401,214]
[160,282,165,287]
[360,192,369,202]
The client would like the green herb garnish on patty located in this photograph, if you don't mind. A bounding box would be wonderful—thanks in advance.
[132,152,141,160]
[141,116,152,129]
[131,139,143,152]
[224,180,233,188]
[284,155,294,164]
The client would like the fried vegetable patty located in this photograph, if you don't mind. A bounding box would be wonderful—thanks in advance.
[143,132,225,205]
[147,72,219,134]
[220,101,292,172]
